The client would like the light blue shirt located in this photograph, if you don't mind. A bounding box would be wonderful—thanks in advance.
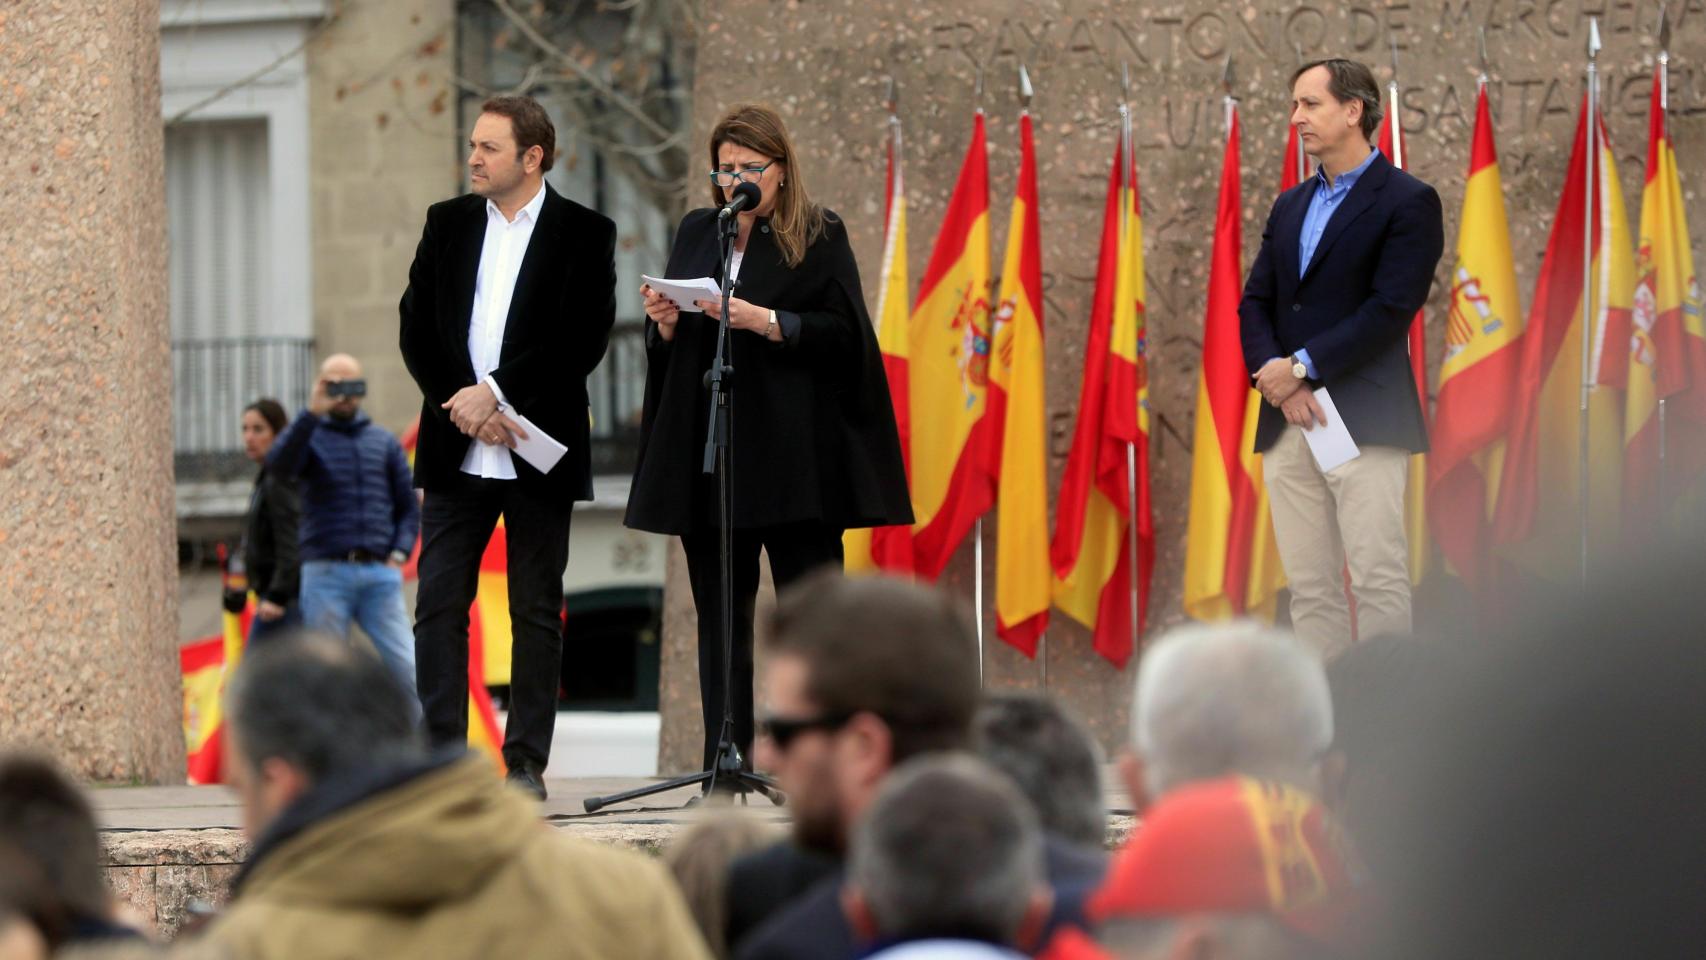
[1284,146,1381,380]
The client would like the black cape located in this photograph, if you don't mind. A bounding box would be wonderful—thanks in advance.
[624,208,912,534]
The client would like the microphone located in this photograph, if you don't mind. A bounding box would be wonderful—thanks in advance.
[718,181,762,220]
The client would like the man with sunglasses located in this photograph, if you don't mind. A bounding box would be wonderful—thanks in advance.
[723,572,980,958]
[727,573,1110,960]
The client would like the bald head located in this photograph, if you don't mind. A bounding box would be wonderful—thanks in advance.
[1132,622,1332,799]
[320,354,362,379]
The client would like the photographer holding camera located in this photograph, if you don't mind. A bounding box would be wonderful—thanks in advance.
[267,354,421,701]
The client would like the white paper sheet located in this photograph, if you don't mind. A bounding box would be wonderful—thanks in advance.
[641,275,723,313]
[1302,388,1361,473]
[508,412,568,476]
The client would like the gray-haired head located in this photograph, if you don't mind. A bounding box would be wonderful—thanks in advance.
[974,692,1106,849]
[225,632,425,787]
[1133,622,1332,799]
[848,754,1045,946]
[1290,58,1383,139]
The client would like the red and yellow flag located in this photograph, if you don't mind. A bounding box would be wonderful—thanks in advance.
[988,111,1050,654]
[1050,122,1150,668]
[1624,68,1706,532]
[1427,83,1523,587]
[1184,103,1261,623]
[846,113,915,574]
[181,545,253,784]
[401,419,505,769]
[908,112,994,581]
[1492,97,1631,577]
[1376,100,1433,586]
[1235,125,1306,624]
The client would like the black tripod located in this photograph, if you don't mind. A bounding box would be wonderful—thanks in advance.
[585,209,782,813]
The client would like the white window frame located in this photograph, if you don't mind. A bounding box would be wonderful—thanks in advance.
[159,1,325,340]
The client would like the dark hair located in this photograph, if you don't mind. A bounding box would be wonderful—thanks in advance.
[851,755,1043,945]
[481,95,556,172]
[765,571,980,763]
[1291,58,1383,139]
[225,633,424,785]
[245,397,288,435]
[975,693,1106,849]
[0,755,108,928]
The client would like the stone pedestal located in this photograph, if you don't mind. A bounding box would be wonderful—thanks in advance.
[0,0,183,781]
[657,0,1706,770]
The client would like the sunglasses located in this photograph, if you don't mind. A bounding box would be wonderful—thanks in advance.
[758,710,855,750]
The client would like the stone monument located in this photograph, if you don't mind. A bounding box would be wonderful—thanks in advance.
[658,0,1706,769]
[0,0,184,782]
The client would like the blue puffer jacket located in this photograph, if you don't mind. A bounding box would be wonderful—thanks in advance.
[266,410,419,562]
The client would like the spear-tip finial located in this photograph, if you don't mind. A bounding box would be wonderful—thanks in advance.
[1390,34,1401,80]
[1018,63,1033,108]
[1659,3,1673,54]
[884,75,898,115]
[1477,26,1490,79]
[1221,53,1235,97]
[1589,17,1602,59]
[1120,61,1130,102]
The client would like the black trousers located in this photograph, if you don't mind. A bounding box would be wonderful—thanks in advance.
[414,476,573,771]
[680,522,844,772]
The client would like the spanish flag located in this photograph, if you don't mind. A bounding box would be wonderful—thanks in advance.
[1376,99,1433,586]
[908,112,994,580]
[1050,122,1150,667]
[988,109,1050,654]
[1183,102,1260,623]
[1492,97,1631,578]
[1427,82,1523,586]
[401,419,505,769]
[180,545,252,784]
[1624,68,1706,533]
[1235,125,1306,624]
[846,111,915,574]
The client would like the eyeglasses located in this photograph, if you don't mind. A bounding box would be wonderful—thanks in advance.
[758,710,853,750]
[709,162,773,187]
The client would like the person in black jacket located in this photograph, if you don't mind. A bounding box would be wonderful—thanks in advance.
[399,95,617,800]
[267,354,420,700]
[234,397,301,642]
[626,104,911,774]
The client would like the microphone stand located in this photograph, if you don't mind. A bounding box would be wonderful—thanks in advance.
[585,206,780,812]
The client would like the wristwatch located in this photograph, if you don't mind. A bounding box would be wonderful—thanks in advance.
[766,309,778,339]
[388,549,410,566]
[1289,355,1308,380]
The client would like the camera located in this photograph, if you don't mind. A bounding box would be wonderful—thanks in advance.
[326,379,368,399]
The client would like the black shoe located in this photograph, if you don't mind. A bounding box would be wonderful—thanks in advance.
[506,763,547,802]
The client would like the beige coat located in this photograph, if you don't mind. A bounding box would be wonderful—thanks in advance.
[173,758,712,960]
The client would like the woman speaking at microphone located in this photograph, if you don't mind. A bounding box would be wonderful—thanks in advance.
[625,103,911,775]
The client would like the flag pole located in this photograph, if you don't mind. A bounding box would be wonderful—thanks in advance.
[1579,18,1602,585]
[1119,61,1143,660]
[1657,5,1672,503]
[973,64,986,682]
[1387,37,1403,169]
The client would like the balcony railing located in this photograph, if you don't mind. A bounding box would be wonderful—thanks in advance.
[588,321,646,478]
[173,325,646,488]
[173,337,316,484]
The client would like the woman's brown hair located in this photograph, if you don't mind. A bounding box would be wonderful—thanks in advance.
[707,104,826,268]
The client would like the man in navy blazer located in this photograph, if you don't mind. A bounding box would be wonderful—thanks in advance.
[1239,59,1444,657]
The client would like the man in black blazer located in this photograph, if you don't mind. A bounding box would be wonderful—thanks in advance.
[399,95,616,799]
[1240,59,1444,658]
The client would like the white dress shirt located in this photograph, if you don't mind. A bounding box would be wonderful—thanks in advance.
[461,180,547,479]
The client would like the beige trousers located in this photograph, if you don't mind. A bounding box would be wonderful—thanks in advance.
[1262,425,1411,659]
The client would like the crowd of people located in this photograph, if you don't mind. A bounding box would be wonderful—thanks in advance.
[3,540,1704,959]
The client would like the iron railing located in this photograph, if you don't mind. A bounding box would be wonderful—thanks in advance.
[172,337,316,483]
